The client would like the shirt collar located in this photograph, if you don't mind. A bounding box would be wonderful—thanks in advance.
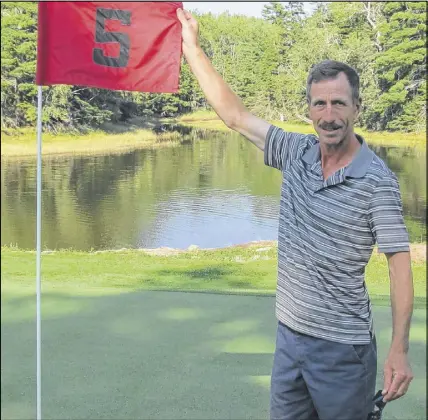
[301,134,373,178]
[344,135,374,178]
[301,136,320,165]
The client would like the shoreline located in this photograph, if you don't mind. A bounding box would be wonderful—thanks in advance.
[2,241,425,262]
[178,118,426,149]
[1,114,426,158]
[0,127,182,159]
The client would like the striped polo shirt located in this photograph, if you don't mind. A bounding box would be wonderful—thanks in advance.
[265,125,410,344]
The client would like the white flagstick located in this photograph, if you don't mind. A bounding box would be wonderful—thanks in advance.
[36,85,42,420]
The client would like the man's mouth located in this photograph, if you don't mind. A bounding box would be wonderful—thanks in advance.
[320,125,341,132]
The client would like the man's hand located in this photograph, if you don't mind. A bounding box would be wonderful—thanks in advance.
[382,350,413,402]
[176,8,199,55]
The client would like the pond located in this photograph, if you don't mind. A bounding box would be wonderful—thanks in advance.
[1,127,426,250]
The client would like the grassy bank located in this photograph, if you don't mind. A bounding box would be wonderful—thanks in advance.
[2,111,425,158]
[177,111,427,149]
[1,243,426,306]
[0,124,181,158]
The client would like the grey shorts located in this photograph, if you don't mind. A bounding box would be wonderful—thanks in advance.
[270,321,377,420]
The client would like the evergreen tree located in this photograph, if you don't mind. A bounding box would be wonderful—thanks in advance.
[374,2,426,131]
[1,2,38,127]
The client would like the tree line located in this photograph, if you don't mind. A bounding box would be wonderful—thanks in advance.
[1,1,426,133]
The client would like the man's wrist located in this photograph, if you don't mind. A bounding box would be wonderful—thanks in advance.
[183,44,203,60]
[389,340,409,354]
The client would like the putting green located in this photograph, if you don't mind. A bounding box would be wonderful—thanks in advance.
[1,289,426,419]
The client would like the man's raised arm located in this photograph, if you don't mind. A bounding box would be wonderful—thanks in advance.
[176,8,270,151]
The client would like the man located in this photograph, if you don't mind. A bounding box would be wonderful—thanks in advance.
[176,8,414,420]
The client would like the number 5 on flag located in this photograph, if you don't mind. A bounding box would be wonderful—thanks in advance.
[93,8,131,68]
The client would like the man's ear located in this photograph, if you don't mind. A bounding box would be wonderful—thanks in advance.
[354,97,362,118]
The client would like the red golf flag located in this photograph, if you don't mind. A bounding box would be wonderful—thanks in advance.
[36,1,183,93]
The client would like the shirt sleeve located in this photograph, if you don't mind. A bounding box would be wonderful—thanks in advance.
[368,174,410,253]
[264,125,307,172]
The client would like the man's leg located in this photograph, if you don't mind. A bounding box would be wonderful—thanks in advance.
[300,332,377,420]
[270,322,319,420]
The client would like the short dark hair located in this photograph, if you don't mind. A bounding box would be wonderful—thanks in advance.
[306,60,360,103]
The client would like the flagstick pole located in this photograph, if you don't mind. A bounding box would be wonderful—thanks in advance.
[36,85,42,420]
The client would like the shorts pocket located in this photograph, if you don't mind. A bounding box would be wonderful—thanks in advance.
[351,343,370,368]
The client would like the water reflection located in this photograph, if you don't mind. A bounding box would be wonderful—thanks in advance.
[1,128,426,250]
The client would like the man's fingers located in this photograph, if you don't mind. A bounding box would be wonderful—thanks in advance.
[183,10,198,30]
[383,374,401,401]
[177,8,195,25]
[183,9,194,20]
[176,8,188,25]
[395,378,411,399]
[391,371,414,400]
[383,373,408,402]
[382,366,393,396]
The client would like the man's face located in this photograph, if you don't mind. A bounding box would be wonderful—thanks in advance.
[308,72,360,147]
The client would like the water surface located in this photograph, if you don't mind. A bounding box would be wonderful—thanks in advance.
[1,128,426,250]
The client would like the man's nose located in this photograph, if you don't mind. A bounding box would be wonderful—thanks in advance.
[323,103,335,122]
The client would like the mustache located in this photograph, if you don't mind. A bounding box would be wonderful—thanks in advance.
[319,122,342,130]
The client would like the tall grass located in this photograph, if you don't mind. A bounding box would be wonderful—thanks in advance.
[1,128,182,158]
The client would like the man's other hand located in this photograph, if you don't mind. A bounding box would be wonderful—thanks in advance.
[382,350,413,402]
